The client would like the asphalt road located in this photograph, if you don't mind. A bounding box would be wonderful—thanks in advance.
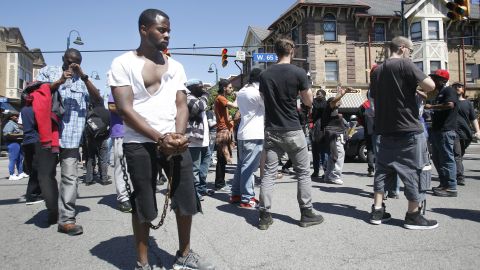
[0,144,479,270]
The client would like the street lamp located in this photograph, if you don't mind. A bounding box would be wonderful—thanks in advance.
[67,30,84,49]
[401,0,418,36]
[208,63,218,85]
[91,71,100,80]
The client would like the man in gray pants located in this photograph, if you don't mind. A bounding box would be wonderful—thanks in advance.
[258,38,324,230]
[37,49,102,235]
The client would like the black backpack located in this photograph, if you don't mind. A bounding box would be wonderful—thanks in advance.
[85,102,110,141]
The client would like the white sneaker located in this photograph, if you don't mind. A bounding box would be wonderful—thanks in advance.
[329,179,344,185]
[18,172,29,179]
[8,175,21,181]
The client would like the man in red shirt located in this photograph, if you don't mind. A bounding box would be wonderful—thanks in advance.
[214,79,237,190]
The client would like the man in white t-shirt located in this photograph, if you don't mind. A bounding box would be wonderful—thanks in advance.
[230,68,264,208]
[185,79,215,201]
[108,9,214,270]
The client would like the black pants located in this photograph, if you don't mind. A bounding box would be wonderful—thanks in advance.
[215,148,227,188]
[365,134,375,172]
[29,143,58,212]
[85,137,109,183]
[24,143,41,200]
[454,137,470,181]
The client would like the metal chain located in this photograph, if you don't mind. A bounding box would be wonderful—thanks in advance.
[119,153,172,230]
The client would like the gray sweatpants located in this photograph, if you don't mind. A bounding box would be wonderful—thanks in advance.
[259,130,312,212]
[58,148,79,225]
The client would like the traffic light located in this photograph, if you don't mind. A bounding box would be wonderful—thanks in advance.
[446,0,470,21]
[221,48,228,67]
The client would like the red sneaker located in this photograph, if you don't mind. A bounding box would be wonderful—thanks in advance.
[229,195,241,204]
[239,198,259,208]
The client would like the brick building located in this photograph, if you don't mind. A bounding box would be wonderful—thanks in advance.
[242,0,480,100]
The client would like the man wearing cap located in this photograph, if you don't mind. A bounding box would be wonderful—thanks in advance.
[425,69,458,197]
[185,79,215,201]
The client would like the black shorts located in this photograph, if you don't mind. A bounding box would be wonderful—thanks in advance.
[123,143,201,223]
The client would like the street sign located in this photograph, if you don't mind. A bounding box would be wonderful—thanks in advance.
[235,51,246,61]
[253,53,278,63]
[0,97,8,102]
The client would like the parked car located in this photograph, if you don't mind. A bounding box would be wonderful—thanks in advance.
[344,125,367,162]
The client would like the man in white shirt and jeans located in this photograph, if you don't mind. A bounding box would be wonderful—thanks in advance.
[230,68,264,208]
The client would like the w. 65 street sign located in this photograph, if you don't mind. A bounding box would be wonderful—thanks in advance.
[252,53,278,62]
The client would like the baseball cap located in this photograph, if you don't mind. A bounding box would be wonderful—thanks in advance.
[451,81,464,87]
[185,79,203,87]
[429,69,450,80]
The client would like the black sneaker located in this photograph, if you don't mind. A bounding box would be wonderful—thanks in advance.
[118,200,132,213]
[457,179,465,186]
[26,196,44,205]
[258,210,273,230]
[173,249,215,270]
[99,179,112,185]
[433,188,458,197]
[299,208,324,227]
[369,204,391,225]
[404,210,439,230]
[311,171,319,178]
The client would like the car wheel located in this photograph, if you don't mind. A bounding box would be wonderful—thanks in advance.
[358,142,367,162]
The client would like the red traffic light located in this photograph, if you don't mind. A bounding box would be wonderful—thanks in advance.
[221,48,228,67]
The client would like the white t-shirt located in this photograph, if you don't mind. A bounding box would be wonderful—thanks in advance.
[108,51,187,143]
[236,82,265,140]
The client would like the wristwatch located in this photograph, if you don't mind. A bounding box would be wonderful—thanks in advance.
[80,74,89,81]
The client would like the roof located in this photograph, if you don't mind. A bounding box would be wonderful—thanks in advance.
[250,26,271,41]
[269,0,479,29]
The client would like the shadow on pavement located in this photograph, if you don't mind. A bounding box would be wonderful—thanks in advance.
[312,202,405,227]
[430,208,480,223]
[342,171,370,177]
[313,185,373,199]
[216,201,298,228]
[90,235,174,269]
[0,197,23,206]
[24,205,90,228]
[97,193,117,210]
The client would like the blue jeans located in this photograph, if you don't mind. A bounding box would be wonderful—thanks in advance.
[231,139,264,202]
[189,146,211,196]
[7,142,23,175]
[431,130,457,190]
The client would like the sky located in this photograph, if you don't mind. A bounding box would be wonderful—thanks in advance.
[1,0,296,95]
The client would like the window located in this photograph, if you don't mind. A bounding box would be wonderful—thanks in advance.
[430,61,441,74]
[428,21,439,40]
[374,23,386,42]
[463,26,474,45]
[325,61,338,82]
[411,22,422,41]
[291,23,300,45]
[466,63,476,83]
[323,14,337,41]
[258,47,265,53]
[414,61,423,72]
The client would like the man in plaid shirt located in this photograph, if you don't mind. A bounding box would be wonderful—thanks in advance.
[37,48,102,235]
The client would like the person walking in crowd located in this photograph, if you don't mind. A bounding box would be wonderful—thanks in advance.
[230,68,264,208]
[425,69,458,197]
[20,82,60,225]
[451,82,480,186]
[108,9,214,270]
[185,79,215,201]
[37,48,103,236]
[310,89,328,179]
[359,97,375,177]
[323,86,350,185]
[3,112,27,181]
[258,37,324,230]
[21,104,43,205]
[108,94,132,213]
[214,79,237,191]
[84,100,112,186]
[369,36,438,230]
